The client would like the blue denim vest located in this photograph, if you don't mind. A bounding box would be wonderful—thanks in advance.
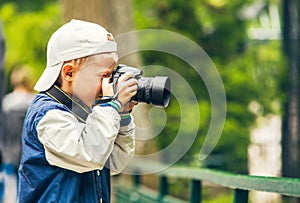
[18,93,111,203]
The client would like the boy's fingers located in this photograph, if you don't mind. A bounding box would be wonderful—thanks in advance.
[118,72,134,82]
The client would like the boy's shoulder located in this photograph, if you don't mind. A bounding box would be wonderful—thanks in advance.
[29,92,70,114]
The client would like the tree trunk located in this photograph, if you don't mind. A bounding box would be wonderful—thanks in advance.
[61,0,140,63]
[282,0,300,178]
[282,0,300,202]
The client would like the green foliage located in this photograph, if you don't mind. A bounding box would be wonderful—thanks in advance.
[0,0,55,12]
[132,0,284,174]
[0,1,62,89]
[202,192,233,203]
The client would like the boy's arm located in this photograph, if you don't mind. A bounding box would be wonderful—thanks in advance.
[37,106,121,173]
[109,116,135,175]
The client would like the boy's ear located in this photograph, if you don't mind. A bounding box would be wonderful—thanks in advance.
[61,63,75,82]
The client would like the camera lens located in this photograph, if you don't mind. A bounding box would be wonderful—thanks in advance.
[112,64,171,108]
[150,76,171,108]
[134,76,171,108]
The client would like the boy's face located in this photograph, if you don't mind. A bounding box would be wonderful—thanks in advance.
[72,52,118,107]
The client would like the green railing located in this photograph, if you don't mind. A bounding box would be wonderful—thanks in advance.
[114,160,300,203]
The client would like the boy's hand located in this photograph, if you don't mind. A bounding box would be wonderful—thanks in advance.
[101,72,138,112]
[116,72,138,111]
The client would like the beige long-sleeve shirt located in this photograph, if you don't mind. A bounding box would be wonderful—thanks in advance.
[37,105,135,174]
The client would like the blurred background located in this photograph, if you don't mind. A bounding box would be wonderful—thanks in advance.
[0,0,299,202]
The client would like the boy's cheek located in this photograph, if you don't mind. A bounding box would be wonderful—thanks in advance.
[101,78,114,96]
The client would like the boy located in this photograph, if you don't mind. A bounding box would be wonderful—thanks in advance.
[18,19,137,203]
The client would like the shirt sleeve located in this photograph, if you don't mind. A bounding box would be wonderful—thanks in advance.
[110,118,135,175]
[37,105,135,173]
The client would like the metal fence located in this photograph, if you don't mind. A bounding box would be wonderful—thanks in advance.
[114,160,300,203]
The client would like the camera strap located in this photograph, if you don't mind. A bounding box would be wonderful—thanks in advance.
[44,85,91,123]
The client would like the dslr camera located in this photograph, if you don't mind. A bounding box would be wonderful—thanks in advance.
[110,64,171,108]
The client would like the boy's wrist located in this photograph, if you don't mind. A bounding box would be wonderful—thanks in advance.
[98,100,121,112]
[96,98,132,126]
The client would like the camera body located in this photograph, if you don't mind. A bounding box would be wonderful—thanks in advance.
[110,64,143,83]
[111,64,171,108]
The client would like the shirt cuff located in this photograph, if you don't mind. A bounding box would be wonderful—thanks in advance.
[119,113,132,126]
[99,100,121,112]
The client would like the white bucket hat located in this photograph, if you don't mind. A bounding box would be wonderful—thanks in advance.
[34,19,117,91]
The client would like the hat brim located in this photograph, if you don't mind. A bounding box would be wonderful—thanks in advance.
[34,62,63,92]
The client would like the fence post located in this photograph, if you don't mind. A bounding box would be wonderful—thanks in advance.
[159,176,168,202]
[234,189,248,203]
[190,179,201,203]
[133,173,140,187]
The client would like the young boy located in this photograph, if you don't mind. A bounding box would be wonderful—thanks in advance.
[18,19,138,203]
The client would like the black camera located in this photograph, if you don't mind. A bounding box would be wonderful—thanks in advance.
[111,64,171,108]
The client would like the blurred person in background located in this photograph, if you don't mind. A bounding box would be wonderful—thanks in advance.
[2,65,35,114]
[0,65,35,203]
[2,65,35,169]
